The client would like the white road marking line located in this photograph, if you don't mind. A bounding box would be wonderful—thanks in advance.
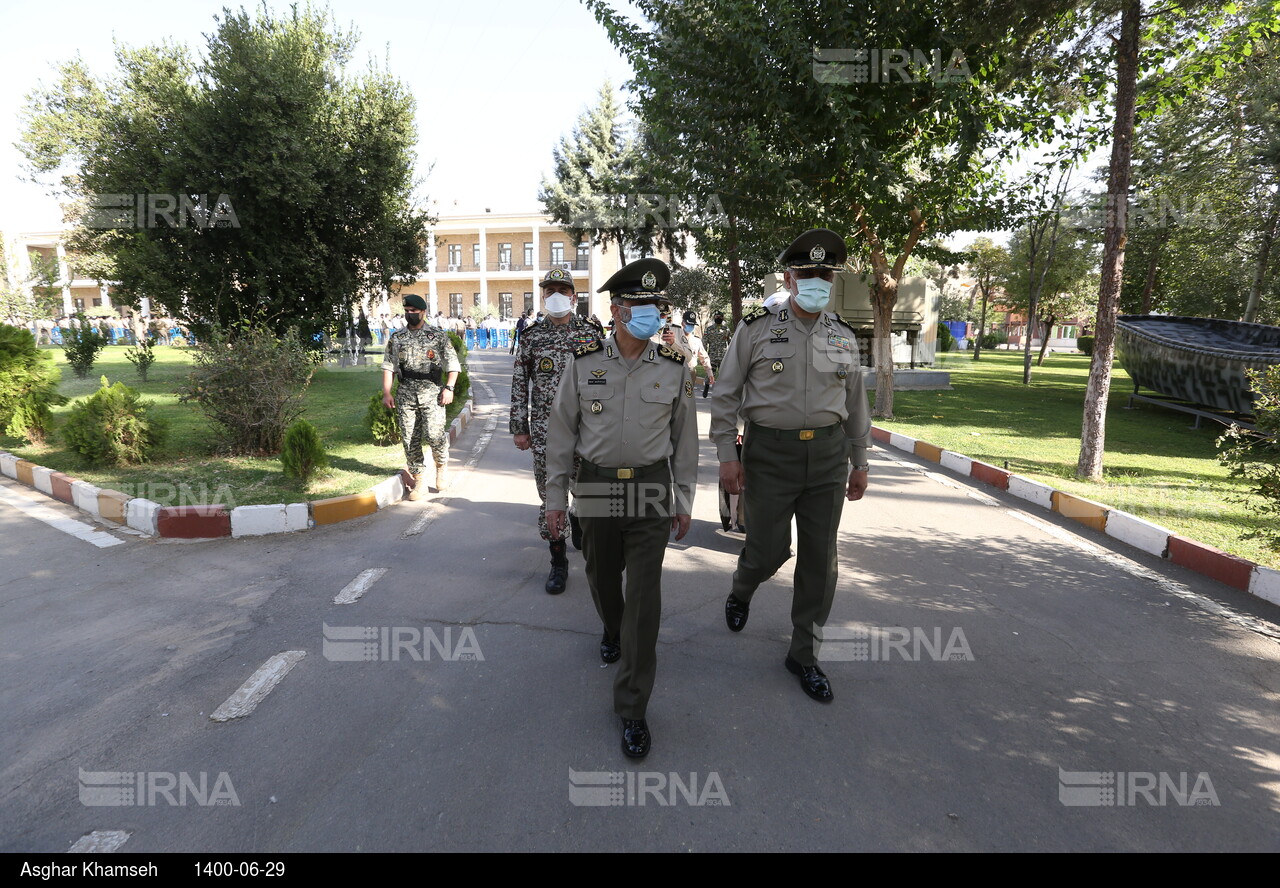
[334,568,387,604]
[0,488,125,548]
[210,651,305,722]
[68,830,130,852]
[403,376,500,538]
[880,445,1280,643]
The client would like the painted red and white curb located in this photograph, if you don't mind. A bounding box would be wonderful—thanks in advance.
[872,424,1280,609]
[0,400,474,541]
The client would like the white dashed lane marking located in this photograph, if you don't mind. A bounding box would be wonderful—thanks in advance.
[210,651,306,722]
[68,830,130,852]
[334,568,387,604]
[0,488,125,548]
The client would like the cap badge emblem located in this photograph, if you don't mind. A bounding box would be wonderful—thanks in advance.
[641,271,657,290]
[809,245,826,262]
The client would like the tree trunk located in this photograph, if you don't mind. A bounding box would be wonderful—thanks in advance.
[1140,226,1168,314]
[1244,190,1280,323]
[726,212,742,327]
[1037,313,1057,366]
[1077,0,1141,482]
[871,269,898,418]
[974,284,989,361]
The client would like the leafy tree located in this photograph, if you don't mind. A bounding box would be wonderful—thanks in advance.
[17,6,428,344]
[586,0,1083,417]
[1217,366,1280,548]
[664,266,726,319]
[962,237,1011,361]
[0,241,63,324]
[1003,227,1099,366]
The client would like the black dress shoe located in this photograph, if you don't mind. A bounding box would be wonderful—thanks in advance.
[720,515,732,532]
[785,655,834,703]
[621,718,650,758]
[725,594,750,632]
[569,514,583,550]
[600,633,620,664]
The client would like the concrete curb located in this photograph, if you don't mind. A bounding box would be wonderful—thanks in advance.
[0,398,475,540]
[872,424,1279,608]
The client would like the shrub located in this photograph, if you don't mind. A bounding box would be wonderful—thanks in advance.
[61,313,108,378]
[1077,335,1095,357]
[1217,366,1280,548]
[366,386,400,446]
[280,419,328,480]
[447,330,471,406]
[0,323,64,437]
[979,332,1001,351]
[124,337,156,381]
[62,376,166,465]
[936,323,956,353]
[180,325,319,455]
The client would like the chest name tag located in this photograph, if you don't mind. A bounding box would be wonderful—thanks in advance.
[587,378,607,385]
[770,336,789,343]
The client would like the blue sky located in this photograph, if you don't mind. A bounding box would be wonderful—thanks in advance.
[0,0,637,233]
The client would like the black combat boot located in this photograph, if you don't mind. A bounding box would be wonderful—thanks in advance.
[545,540,568,594]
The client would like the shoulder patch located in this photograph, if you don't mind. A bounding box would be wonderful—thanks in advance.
[657,344,687,364]
[741,305,768,325]
[573,339,602,358]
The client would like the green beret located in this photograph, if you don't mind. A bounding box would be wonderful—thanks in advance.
[403,294,428,311]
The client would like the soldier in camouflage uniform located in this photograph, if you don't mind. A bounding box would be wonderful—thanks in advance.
[382,294,461,501]
[511,268,598,593]
[701,310,731,398]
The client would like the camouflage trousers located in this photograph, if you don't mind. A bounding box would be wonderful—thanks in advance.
[533,446,579,542]
[397,381,449,473]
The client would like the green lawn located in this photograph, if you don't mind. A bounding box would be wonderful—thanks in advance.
[0,345,466,508]
[882,349,1279,569]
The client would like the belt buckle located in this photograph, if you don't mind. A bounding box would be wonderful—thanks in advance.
[616,468,634,480]
[799,429,815,441]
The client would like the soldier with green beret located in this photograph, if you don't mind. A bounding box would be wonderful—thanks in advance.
[382,294,461,500]
[545,257,698,759]
[709,228,871,703]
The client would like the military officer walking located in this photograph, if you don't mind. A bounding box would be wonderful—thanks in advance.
[382,294,461,501]
[709,229,871,703]
[545,258,698,759]
[511,268,599,593]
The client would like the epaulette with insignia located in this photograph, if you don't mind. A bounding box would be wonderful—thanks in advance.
[829,314,857,334]
[573,339,602,358]
[741,305,768,325]
[657,345,686,364]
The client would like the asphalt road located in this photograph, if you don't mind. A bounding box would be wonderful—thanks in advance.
[2,348,1278,853]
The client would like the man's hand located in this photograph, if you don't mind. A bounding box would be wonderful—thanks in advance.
[719,460,744,495]
[661,328,675,346]
[438,388,454,407]
[670,513,691,541]
[382,391,395,410]
[546,510,566,539]
[513,433,531,451]
[847,468,868,502]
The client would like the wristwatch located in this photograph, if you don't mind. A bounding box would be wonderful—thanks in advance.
[851,463,870,473]
[441,384,454,391]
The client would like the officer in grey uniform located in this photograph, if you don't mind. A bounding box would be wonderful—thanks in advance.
[511,267,598,593]
[545,258,698,759]
[709,229,870,703]
[382,294,461,500]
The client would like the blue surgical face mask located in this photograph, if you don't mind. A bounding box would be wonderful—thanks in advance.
[683,324,695,334]
[793,277,833,312]
[623,305,662,340]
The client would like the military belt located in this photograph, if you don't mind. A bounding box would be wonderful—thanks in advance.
[400,368,441,383]
[580,459,668,481]
[748,422,841,442]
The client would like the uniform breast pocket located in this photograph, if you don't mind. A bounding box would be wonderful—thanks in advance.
[580,384,614,417]
[639,383,674,428]
[813,336,855,374]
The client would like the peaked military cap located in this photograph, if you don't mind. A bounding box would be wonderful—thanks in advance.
[682,309,698,325]
[539,267,576,290]
[779,228,847,270]
[403,294,428,311]
[597,257,669,303]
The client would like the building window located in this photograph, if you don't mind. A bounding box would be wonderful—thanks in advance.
[524,243,533,267]
[498,243,511,267]
[499,292,512,319]
[576,242,590,270]
[73,298,84,312]
[450,293,463,316]
[448,244,461,268]
[523,292,533,313]
[472,244,481,268]
[474,293,482,308]
[551,242,564,265]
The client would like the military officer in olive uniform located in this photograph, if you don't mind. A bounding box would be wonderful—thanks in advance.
[545,258,698,759]
[511,268,599,594]
[709,229,871,703]
[382,294,461,500]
